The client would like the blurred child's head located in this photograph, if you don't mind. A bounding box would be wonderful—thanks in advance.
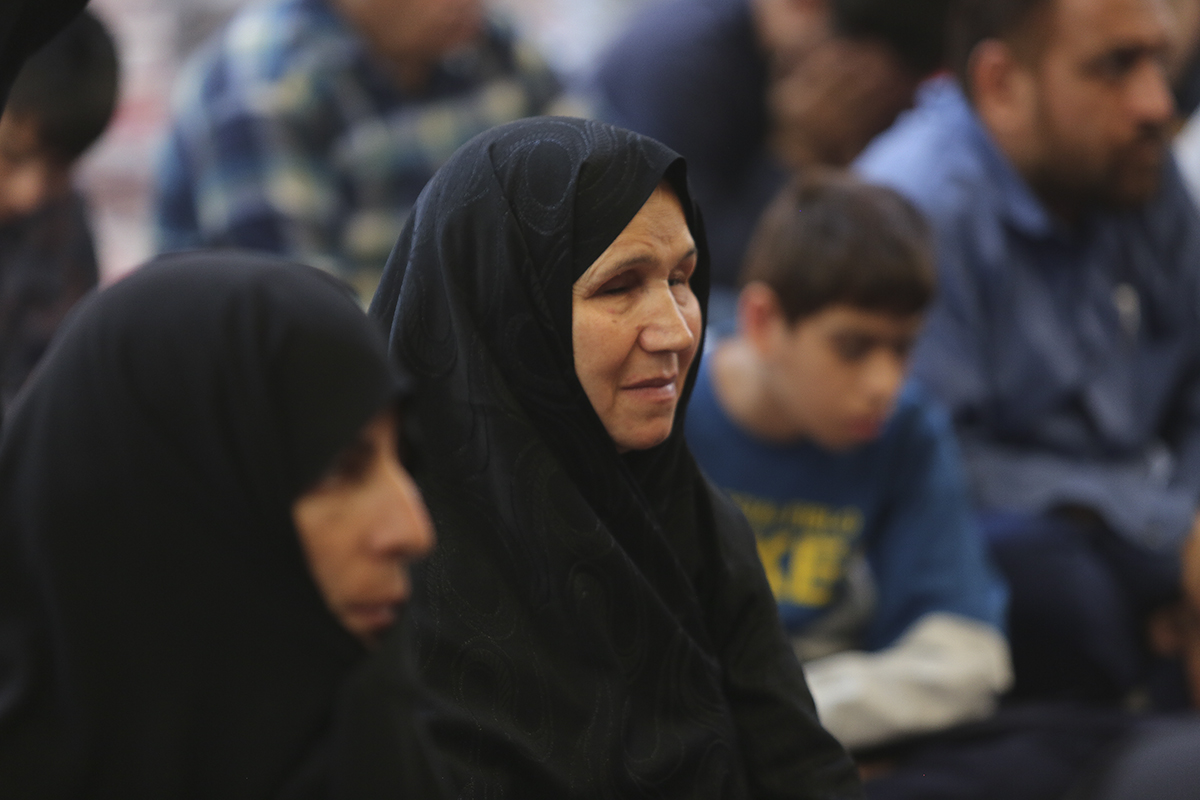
[736,169,934,450]
[0,10,118,223]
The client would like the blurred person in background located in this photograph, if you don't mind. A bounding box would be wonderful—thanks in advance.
[592,0,952,318]
[153,0,562,301]
[685,172,1012,762]
[1166,0,1200,201]
[0,9,118,413]
[1164,0,1200,116]
[858,0,1200,717]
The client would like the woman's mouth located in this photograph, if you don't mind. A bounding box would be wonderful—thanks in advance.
[622,374,678,402]
[347,603,399,634]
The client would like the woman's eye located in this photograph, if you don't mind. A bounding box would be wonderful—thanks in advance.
[321,438,375,486]
[670,255,697,287]
[597,273,636,295]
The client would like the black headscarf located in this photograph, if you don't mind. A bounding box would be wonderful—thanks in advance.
[0,0,86,112]
[0,252,406,798]
[371,117,860,798]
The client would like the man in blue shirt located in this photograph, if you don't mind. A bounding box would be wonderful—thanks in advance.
[857,0,1200,705]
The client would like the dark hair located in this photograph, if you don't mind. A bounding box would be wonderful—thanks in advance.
[832,0,954,75]
[739,170,935,323]
[6,10,119,163]
[947,0,1054,93]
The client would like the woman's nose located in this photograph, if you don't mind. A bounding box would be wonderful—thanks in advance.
[638,285,695,354]
[373,464,436,561]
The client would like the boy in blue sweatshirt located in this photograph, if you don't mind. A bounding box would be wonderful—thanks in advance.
[686,170,1010,751]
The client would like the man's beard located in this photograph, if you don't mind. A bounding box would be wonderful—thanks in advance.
[1027,123,1170,220]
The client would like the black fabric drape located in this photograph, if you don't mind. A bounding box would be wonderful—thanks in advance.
[0,191,100,412]
[0,0,86,112]
[371,116,861,798]
[0,252,403,797]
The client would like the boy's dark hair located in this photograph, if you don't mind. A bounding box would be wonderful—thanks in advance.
[947,0,1054,97]
[832,0,954,76]
[740,170,935,323]
[6,9,119,163]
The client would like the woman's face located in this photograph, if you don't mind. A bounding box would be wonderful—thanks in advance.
[572,184,702,452]
[292,409,435,645]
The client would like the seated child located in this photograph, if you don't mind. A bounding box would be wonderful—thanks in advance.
[0,9,117,411]
[685,170,1011,751]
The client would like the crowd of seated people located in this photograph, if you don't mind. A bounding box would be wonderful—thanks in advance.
[5,0,1200,798]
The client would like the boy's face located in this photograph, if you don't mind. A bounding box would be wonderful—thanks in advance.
[763,304,923,450]
[0,113,73,224]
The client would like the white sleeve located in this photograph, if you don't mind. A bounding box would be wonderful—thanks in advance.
[800,612,1013,751]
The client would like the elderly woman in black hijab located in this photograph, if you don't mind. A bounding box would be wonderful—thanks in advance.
[0,252,439,798]
[371,117,861,797]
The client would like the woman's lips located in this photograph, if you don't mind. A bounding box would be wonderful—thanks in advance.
[622,374,678,402]
[347,583,409,633]
[348,602,399,633]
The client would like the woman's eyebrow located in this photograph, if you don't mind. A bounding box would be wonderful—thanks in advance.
[605,253,656,273]
[604,245,696,276]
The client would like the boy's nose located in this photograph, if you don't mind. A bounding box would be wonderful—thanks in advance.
[863,351,905,406]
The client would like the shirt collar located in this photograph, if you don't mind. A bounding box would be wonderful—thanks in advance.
[935,78,1061,240]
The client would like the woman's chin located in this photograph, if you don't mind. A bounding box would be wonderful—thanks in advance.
[611,422,675,453]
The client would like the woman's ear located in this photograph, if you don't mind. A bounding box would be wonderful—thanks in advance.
[738,282,787,357]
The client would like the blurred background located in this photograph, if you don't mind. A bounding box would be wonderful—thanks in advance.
[81,0,654,282]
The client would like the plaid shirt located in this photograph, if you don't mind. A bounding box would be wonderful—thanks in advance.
[153,0,560,296]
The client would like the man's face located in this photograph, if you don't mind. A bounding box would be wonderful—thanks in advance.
[755,0,922,169]
[0,113,72,224]
[1018,0,1174,211]
[753,0,831,72]
[334,0,483,75]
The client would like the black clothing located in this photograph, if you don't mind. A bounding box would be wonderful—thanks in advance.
[1065,715,1200,800]
[0,192,99,411]
[0,252,400,798]
[0,0,86,111]
[371,116,860,798]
